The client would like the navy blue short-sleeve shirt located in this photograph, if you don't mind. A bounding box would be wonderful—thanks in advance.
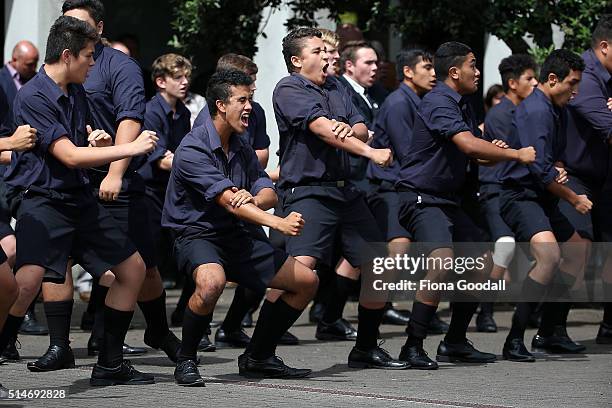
[273,74,364,188]
[479,96,516,184]
[5,67,89,191]
[162,119,274,236]
[396,81,479,196]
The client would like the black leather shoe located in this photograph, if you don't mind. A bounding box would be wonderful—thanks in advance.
[174,359,205,387]
[348,345,409,369]
[278,331,299,345]
[198,329,216,352]
[27,345,76,372]
[88,337,147,356]
[531,326,586,353]
[382,307,411,325]
[428,313,449,334]
[316,318,357,341]
[80,310,94,331]
[241,312,254,328]
[476,313,498,333]
[238,353,311,378]
[170,308,183,327]
[436,339,496,363]
[503,338,535,362]
[596,322,612,344]
[308,302,325,323]
[398,345,438,370]
[1,338,19,361]
[145,331,181,363]
[18,310,48,336]
[0,357,7,364]
[90,360,155,386]
[215,327,251,348]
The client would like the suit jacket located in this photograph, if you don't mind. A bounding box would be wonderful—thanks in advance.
[337,74,379,128]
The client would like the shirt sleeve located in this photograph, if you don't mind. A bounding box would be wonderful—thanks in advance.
[244,146,274,196]
[175,145,235,202]
[250,102,271,150]
[385,101,416,162]
[17,94,69,151]
[421,97,471,139]
[518,109,559,186]
[111,58,146,124]
[568,71,612,143]
[143,106,168,164]
[273,81,329,130]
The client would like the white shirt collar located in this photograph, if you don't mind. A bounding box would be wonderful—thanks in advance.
[343,74,372,108]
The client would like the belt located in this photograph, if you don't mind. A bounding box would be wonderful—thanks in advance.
[287,180,347,188]
[369,179,396,190]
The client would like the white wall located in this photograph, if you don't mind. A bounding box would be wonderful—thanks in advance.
[4,0,62,65]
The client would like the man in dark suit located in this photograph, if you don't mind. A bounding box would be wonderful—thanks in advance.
[0,41,39,112]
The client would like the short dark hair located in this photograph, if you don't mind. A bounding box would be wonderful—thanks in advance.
[539,49,585,83]
[396,49,433,81]
[339,41,375,74]
[484,84,504,110]
[216,53,258,76]
[44,15,99,64]
[434,41,473,81]
[592,14,612,47]
[498,54,538,92]
[282,27,322,73]
[62,0,105,23]
[206,70,253,117]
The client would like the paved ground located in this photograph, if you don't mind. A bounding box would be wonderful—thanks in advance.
[1,288,610,408]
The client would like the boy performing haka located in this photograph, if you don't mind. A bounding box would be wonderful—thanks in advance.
[164,70,318,386]
[396,42,536,369]
[273,27,407,369]
[498,50,590,361]
[0,16,158,385]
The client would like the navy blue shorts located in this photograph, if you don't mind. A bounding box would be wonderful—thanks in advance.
[174,227,288,295]
[398,190,487,257]
[96,190,157,269]
[282,185,383,268]
[478,183,514,241]
[499,185,575,243]
[367,185,412,241]
[0,180,14,239]
[13,188,137,283]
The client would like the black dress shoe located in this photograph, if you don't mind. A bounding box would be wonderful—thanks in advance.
[382,307,411,325]
[316,318,357,341]
[428,313,449,334]
[503,338,535,362]
[215,327,251,348]
[1,338,20,361]
[278,331,299,345]
[348,346,410,369]
[476,313,498,333]
[170,308,183,327]
[145,331,181,363]
[27,345,76,372]
[596,322,612,344]
[531,326,586,353]
[198,330,216,352]
[238,353,311,378]
[18,310,48,336]
[241,312,254,328]
[90,360,155,386]
[88,337,147,356]
[174,359,205,387]
[398,345,438,370]
[0,357,7,364]
[308,302,325,323]
[436,339,497,363]
[80,310,94,331]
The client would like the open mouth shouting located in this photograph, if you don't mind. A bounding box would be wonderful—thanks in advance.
[240,112,250,128]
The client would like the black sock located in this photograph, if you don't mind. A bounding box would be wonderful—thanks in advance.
[248,299,303,360]
[222,286,262,333]
[479,302,493,316]
[139,291,170,346]
[86,278,99,316]
[355,305,384,351]
[91,284,109,342]
[98,306,133,368]
[603,283,612,325]
[444,302,478,344]
[507,276,548,341]
[0,314,24,352]
[44,300,73,348]
[313,264,333,304]
[323,275,357,323]
[179,307,212,362]
[405,302,437,348]
[175,279,195,318]
[538,271,575,336]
